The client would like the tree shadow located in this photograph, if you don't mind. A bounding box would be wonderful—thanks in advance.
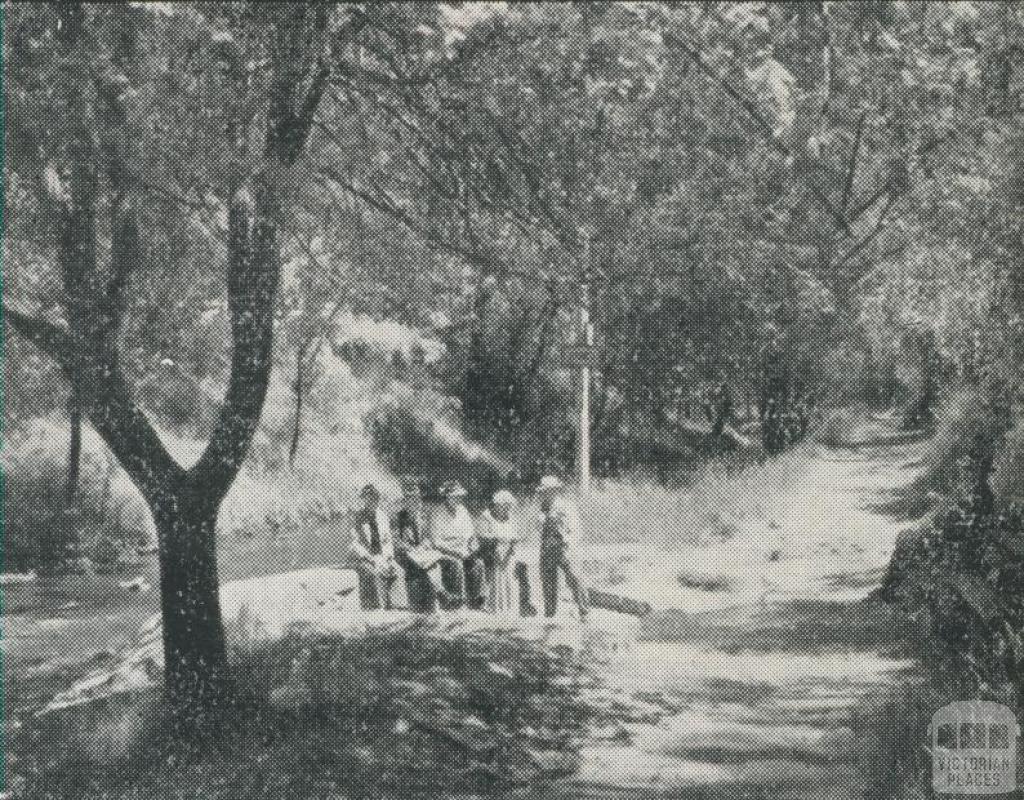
[641,598,920,657]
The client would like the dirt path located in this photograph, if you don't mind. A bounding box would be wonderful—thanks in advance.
[556,417,929,799]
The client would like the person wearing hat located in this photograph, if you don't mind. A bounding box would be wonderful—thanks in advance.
[351,483,398,610]
[431,481,486,610]
[536,475,588,620]
[393,476,452,612]
[478,490,523,616]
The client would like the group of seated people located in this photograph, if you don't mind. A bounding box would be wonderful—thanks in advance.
[351,474,588,619]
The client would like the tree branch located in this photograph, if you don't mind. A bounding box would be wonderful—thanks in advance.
[807,184,854,236]
[103,194,139,335]
[88,369,188,501]
[840,110,868,216]
[663,32,787,158]
[315,166,497,271]
[288,63,331,161]
[3,305,75,369]
[831,191,898,274]
[520,280,561,389]
[4,303,184,499]
[847,180,894,225]
[664,31,859,237]
[189,188,279,502]
[265,7,334,166]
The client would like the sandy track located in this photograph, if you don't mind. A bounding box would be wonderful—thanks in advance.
[558,420,928,798]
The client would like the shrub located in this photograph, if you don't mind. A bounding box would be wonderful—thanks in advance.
[814,407,861,447]
[366,390,508,500]
[876,487,1024,708]
[2,418,153,572]
[888,388,1011,516]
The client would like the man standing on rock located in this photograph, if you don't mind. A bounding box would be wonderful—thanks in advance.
[432,481,486,610]
[352,483,398,610]
[537,475,588,621]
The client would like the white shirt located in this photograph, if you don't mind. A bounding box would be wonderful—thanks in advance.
[480,509,521,543]
[538,496,579,550]
[431,504,477,559]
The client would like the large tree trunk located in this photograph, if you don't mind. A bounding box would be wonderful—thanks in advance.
[153,491,232,710]
[3,4,338,726]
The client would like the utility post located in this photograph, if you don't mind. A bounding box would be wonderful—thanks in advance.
[578,233,594,498]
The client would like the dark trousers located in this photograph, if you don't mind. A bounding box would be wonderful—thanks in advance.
[396,553,437,613]
[539,544,588,617]
[356,563,396,610]
[515,562,537,617]
[440,556,486,607]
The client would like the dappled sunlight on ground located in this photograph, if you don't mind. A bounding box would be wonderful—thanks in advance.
[553,416,932,798]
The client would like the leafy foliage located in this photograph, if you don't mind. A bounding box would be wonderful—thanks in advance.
[880,486,1024,706]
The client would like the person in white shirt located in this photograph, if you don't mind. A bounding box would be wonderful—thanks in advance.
[351,483,398,610]
[432,481,486,609]
[479,489,522,616]
[536,475,588,620]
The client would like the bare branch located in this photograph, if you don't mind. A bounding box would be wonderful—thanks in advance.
[663,32,787,158]
[3,305,75,369]
[840,111,868,216]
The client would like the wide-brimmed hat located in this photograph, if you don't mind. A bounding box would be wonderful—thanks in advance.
[492,489,516,506]
[360,483,381,499]
[537,475,564,491]
[441,481,468,498]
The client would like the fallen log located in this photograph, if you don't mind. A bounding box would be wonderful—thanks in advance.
[586,589,651,618]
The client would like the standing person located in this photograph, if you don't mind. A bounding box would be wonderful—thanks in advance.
[351,483,398,610]
[536,475,588,621]
[393,476,453,612]
[479,490,522,616]
[709,370,733,438]
[432,481,486,610]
